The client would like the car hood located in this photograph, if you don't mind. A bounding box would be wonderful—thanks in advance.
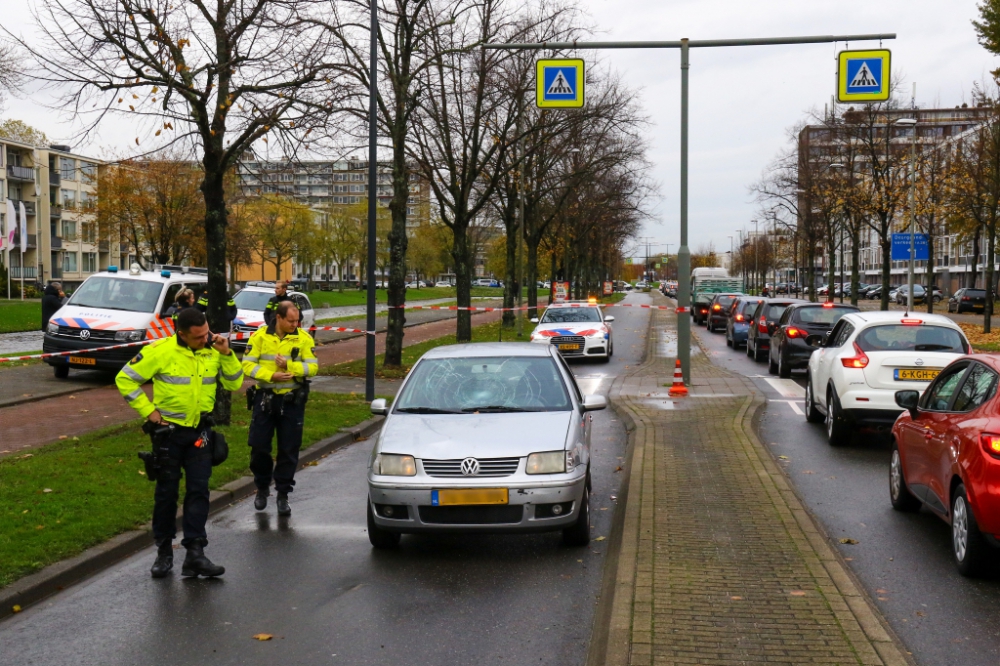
[379,411,574,458]
[530,322,607,338]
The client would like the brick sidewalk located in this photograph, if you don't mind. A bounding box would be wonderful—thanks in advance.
[598,294,910,666]
[0,311,499,457]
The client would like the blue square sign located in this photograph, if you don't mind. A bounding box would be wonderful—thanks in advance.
[891,233,929,261]
[838,49,891,102]
[536,59,584,108]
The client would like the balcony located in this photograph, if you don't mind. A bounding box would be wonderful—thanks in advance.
[51,267,63,279]
[11,232,37,249]
[51,236,62,250]
[98,240,110,252]
[49,172,61,187]
[7,165,34,182]
[50,204,62,218]
[10,199,36,216]
[9,266,37,279]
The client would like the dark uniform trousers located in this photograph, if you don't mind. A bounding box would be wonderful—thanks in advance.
[152,424,213,547]
[248,390,306,494]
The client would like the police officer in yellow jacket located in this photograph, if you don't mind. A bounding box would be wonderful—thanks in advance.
[116,308,244,578]
[242,301,318,516]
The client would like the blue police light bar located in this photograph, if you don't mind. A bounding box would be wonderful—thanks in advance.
[161,270,171,278]
[107,266,118,273]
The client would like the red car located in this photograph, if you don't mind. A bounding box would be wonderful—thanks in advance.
[891,354,1000,576]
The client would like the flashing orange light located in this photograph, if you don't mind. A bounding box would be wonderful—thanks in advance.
[735,314,744,322]
[712,304,722,311]
[588,296,598,305]
[841,341,870,369]
[901,318,923,325]
[981,433,1000,458]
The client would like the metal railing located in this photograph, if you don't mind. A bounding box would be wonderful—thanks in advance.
[7,165,34,182]
[49,172,61,187]
[11,232,37,248]
[51,236,63,249]
[10,199,36,216]
[50,204,62,218]
[9,266,37,279]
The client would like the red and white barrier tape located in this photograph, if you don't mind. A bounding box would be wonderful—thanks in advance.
[0,339,152,363]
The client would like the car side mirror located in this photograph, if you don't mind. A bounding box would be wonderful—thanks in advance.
[895,390,920,420]
[804,334,825,348]
[530,317,539,323]
[370,398,388,415]
[582,395,607,411]
[603,315,615,322]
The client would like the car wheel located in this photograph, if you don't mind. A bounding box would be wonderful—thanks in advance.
[726,331,733,347]
[54,364,70,379]
[804,375,823,423]
[367,501,401,549]
[825,390,849,447]
[778,349,791,378]
[746,338,754,358]
[563,485,591,547]
[952,484,990,577]
[889,442,921,512]
[768,348,778,375]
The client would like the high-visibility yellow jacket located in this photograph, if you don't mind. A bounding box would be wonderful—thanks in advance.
[116,336,245,427]
[241,324,318,394]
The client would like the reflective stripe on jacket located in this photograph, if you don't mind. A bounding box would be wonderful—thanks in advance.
[241,325,318,394]
[115,335,245,427]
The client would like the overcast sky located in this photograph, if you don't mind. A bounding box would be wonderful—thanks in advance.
[4,0,997,261]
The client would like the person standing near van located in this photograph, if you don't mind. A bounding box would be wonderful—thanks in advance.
[196,289,238,325]
[164,288,196,325]
[41,282,63,330]
[263,281,294,327]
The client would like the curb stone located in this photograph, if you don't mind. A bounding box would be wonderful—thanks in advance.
[0,415,384,621]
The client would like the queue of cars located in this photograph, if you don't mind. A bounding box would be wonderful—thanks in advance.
[694,290,1000,576]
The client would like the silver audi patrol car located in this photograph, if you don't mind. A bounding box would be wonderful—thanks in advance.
[366,342,606,548]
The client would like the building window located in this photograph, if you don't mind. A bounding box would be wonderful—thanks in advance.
[83,252,97,272]
[60,157,76,181]
[63,251,78,273]
[80,191,96,211]
[81,222,97,242]
[80,162,97,182]
[61,189,76,209]
[61,220,76,240]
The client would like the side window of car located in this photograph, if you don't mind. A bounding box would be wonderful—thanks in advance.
[293,294,309,312]
[832,323,854,347]
[554,353,583,405]
[952,363,998,412]
[778,308,792,326]
[160,284,182,315]
[921,363,970,411]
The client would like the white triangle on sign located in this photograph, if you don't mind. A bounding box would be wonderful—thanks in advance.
[546,70,574,96]
[850,62,878,88]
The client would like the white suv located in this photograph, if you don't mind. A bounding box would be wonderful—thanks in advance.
[804,311,970,446]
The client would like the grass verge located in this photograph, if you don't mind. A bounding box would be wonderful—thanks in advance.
[0,300,42,334]
[958,322,1000,352]
[0,392,372,589]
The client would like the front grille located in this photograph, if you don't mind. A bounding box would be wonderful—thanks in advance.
[421,457,520,477]
[56,326,117,341]
[551,335,586,356]
[419,505,524,524]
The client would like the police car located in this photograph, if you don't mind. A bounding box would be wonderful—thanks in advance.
[231,283,316,352]
[42,264,208,378]
[529,301,614,362]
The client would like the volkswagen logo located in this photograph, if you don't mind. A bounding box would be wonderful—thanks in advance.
[79,329,91,340]
[460,457,480,476]
[915,358,924,366]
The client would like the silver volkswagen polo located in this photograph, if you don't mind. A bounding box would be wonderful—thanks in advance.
[366,342,606,548]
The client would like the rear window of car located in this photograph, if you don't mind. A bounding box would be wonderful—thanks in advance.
[741,300,761,315]
[715,296,737,309]
[966,289,986,297]
[766,304,791,320]
[855,325,967,353]
[792,306,857,326]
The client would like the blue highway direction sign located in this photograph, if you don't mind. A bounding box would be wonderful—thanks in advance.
[891,233,928,261]
[838,50,891,103]
[536,59,584,108]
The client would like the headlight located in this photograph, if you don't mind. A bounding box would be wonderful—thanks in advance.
[375,453,416,476]
[114,330,146,342]
[526,451,567,474]
[46,322,59,335]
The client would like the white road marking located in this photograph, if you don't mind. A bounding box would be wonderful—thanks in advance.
[765,378,806,399]
[772,399,804,415]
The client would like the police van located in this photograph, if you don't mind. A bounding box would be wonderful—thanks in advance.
[42,264,208,378]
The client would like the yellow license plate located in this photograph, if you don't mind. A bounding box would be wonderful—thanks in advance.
[558,343,580,351]
[895,368,939,381]
[69,356,97,366]
[432,488,508,506]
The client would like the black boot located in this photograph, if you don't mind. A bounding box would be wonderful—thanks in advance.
[181,539,225,578]
[150,540,173,578]
[276,492,291,517]
[254,487,269,511]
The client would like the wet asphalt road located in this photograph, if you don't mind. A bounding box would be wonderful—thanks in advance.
[696,320,1000,666]
[0,294,650,666]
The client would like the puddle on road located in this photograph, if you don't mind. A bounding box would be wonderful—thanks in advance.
[657,329,703,359]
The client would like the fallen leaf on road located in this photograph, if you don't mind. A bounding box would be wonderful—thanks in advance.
[839,538,859,545]
[803,470,814,474]
[43,488,52,493]
[11,605,21,613]
[916,611,926,617]
[877,588,888,594]
[58,436,68,440]
[599,507,608,511]
[789,591,806,596]
[80,409,89,413]
[610,495,617,500]
[614,466,623,472]
[594,536,606,541]
[778,455,789,460]
[252,634,274,641]
[138,470,146,475]
[304,461,319,467]
[730,596,743,600]
[68,395,76,399]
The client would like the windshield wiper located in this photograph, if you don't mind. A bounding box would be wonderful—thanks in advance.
[394,407,461,414]
[460,405,538,413]
[914,344,955,351]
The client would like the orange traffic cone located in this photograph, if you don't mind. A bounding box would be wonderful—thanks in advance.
[668,359,688,396]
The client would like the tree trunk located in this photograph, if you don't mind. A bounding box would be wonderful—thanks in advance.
[806,242,817,302]
[502,200,518,328]
[880,230,892,312]
[986,220,995,333]
[526,239,538,319]
[451,223,472,341]
[850,224,860,307]
[201,157,231,426]
[827,236,837,304]
[384,145,410,367]
[972,230,981,289]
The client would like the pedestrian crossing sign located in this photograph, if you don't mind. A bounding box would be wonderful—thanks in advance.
[838,49,891,103]
[536,59,584,108]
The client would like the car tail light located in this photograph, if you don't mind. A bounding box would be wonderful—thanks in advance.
[759,316,767,328]
[901,318,923,325]
[963,296,970,301]
[981,433,1000,459]
[735,314,744,322]
[786,327,804,339]
[822,302,834,308]
[841,341,869,369]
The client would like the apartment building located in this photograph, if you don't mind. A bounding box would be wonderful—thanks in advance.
[1,138,118,290]
[797,105,991,293]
